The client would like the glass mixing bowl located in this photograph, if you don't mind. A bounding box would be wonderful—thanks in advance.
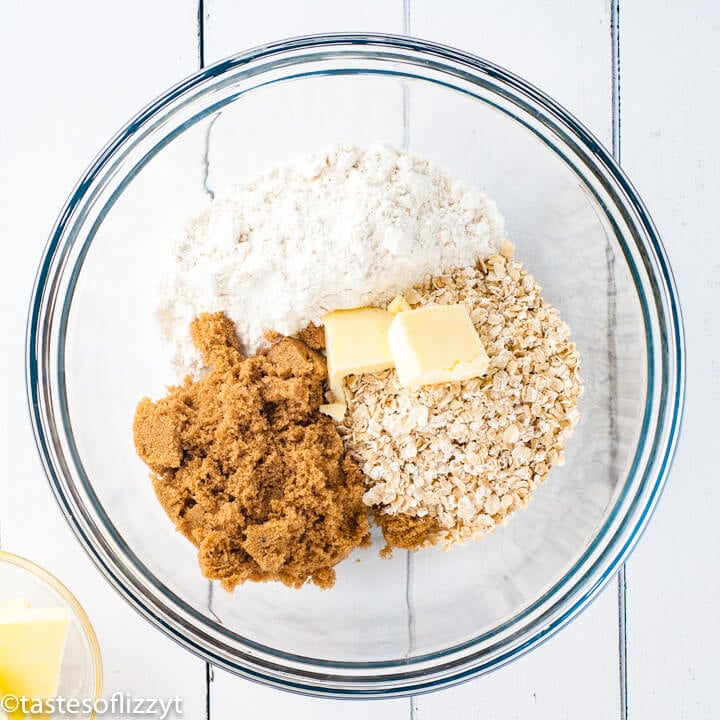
[27,35,684,697]
[0,552,102,718]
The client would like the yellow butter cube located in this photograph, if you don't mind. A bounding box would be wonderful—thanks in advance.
[387,295,412,314]
[388,304,489,389]
[322,307,395,403]
[319,403,347,422]
[0,601,71,703]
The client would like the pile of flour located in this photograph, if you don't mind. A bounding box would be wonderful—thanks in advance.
[157,143,506,374]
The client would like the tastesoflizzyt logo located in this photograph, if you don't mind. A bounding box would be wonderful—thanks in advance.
[0,692,183,718]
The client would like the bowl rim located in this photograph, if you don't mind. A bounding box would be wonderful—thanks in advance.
[25,32,685,698]
[0,551,103,714]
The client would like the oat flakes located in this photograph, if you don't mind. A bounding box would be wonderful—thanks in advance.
[339,254,582,548]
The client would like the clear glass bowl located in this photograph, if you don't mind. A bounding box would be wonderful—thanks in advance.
[26,35,684,697]
[0,552,102,717]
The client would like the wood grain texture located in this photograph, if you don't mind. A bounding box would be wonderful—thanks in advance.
[622,2,720,718]
[0,1,206,713]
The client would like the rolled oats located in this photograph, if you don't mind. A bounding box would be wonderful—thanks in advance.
[339,255,582,548]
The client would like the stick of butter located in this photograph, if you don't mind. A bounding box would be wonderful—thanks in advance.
[388,304,490,389]
[322,307,395,403]
[387,295,411,314]
[0,599,71,705]
[319,403,347,422]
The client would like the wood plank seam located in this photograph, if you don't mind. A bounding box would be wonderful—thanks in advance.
[198,0,207,69]
[206,663,214,720]
[403,5,419,720]
[610,1,628,719]
[197,0,216,715]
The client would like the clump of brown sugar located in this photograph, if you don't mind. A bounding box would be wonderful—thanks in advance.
[295,322,326,352]
[375,512,441,558]
[133,312,370,590]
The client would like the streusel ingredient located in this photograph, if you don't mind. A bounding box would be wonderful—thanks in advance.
[133,312,371,590]
[340,254,582,547]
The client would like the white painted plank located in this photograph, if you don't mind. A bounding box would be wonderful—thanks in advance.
[210,589,620,720]
[418,586,619,719]
[204,0,403,63]
[622,3,720,719]
[210,669,409,720]
[0,1,206,713]
[204,3,410,717]
[411,0,613,144]
[409,1,621,717]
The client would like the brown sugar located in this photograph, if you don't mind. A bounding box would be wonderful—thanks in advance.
[375,512,441,558]
[295,322,326,352]
[133,312,370,590]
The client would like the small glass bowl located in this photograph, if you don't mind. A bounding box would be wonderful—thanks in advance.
[0,552,102,718]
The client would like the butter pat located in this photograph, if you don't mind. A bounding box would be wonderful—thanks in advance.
[388,304,490,389]
[322,308,395,403]
[387,295,411,314]
[0,600,71,702]
[319,403,346,422]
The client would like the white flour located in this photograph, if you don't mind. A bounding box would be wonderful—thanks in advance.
[158,143,506,374]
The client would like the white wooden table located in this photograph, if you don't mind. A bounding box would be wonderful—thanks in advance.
[1,1,717,718]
